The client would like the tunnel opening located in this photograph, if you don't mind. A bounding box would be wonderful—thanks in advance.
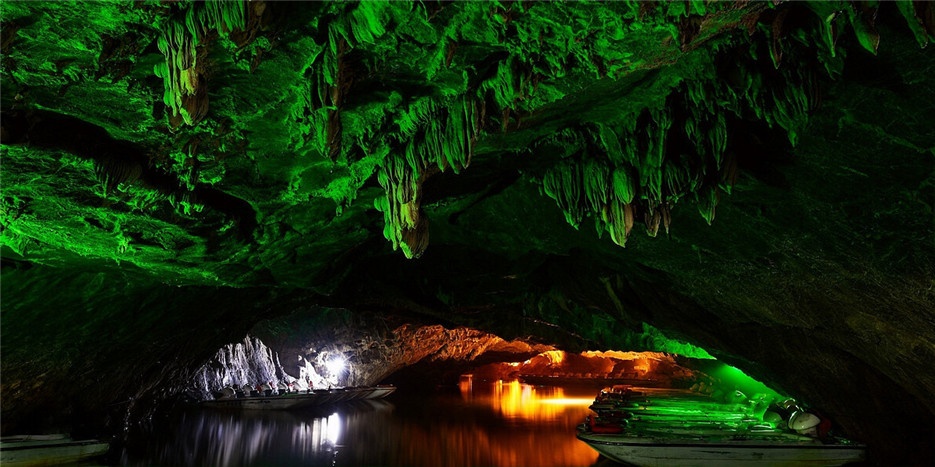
[192,319,792,422]
[174,319,865,467]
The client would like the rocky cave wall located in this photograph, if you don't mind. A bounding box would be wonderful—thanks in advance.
[249,309,557,390]
[193,311,719,402]
[191,335,297,400]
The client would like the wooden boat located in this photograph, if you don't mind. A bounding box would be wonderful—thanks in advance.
[201,385,396,410]
[0,434,109,467]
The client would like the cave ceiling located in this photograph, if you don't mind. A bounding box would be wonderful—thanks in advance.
[3,0,928,278]
[1,0,935,457]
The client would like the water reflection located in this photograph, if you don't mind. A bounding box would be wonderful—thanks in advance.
[120,383,599,467]
[462,378,597,424]
[121,406,352,466]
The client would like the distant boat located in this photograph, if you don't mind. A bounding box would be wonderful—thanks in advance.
[201,385,395,410]
[0,434,109,467]
[519,374,668,388]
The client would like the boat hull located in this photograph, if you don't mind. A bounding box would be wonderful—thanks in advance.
[364,385,397,399]
[0,438,109,467]
[576,431,866,467]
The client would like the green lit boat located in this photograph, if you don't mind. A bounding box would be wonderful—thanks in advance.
[576,388,867,466]
[577,426,866,467]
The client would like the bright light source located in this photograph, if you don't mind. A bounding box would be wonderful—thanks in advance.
[326,356,345,376]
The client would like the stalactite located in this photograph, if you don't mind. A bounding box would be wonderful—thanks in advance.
[846,2,881,54]
[641,108,672,204]
[600,199,634,247]
[542,161,585,229]
[583,159,610,213]
[660,202,672,234]
[645,202,662,238]
[611,166,637,205]
[156,0,246,127]
[696,185,719,225]
[895,1,935,48]
[375,155,427,259]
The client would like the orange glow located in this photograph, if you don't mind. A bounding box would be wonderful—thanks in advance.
[378,411,597,467]
[459,374,473,394]
[581,350,669,360]
[633,358,652,374]
[541,350,567,365]
[469,349,691,387]
[465,380,592,421]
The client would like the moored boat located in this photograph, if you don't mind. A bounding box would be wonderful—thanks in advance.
[200,385,396,410]
[576,388,866,466]
[576,428,866,467]
[201,391,327,410]
[0,435,109,467]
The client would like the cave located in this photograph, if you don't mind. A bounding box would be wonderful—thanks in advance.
[1,1,933,466]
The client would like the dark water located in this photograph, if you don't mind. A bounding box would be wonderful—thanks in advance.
[118,380,603,467]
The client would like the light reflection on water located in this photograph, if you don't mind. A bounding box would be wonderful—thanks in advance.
[119,382,600,467]
[468,379,600,424]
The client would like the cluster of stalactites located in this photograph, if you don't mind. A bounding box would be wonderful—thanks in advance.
[535,0,935,249]
[540,112,681,249]
[797,0,934,65]
[375,98,480,258]
[538,43,820,247]
[155,0,246,126]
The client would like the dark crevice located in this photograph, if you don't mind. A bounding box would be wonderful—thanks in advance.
[0,109,258,239]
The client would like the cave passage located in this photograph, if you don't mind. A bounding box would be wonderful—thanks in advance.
[124,325,828,467]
